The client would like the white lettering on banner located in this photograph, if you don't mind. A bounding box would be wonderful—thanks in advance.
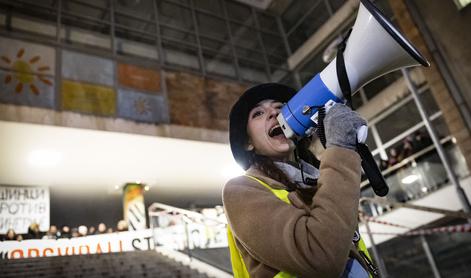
[0,230,154,259]
[0,186,50,234]
[154,223,228,250]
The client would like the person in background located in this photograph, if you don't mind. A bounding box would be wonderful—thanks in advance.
[379,159,389,171]
[88,226,96,235]
[71,228,80,238]
[43,225,58,239]
[106,227,114,233]
[26,223,42,239]
[97,223,107,234]
[60,225,71,238]
[4,228,16,241]
[412,131,432,152]
[116,220,129,232]
[16,234,23,241]
[387,147,400,167]
[78,225,88,237]
[401,136,414,160]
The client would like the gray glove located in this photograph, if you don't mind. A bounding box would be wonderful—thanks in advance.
[323,103,367,150]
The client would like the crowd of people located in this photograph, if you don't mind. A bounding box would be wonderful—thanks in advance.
[378,130,433,171]
[1,220,129,241]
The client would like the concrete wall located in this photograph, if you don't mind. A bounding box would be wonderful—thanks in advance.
[412,0,471,116]
[0,68,249,144]
[166,71,247,131]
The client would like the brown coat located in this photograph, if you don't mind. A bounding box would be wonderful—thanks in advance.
[223,147,362,278]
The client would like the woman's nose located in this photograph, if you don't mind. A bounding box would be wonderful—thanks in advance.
[268,108,279,119]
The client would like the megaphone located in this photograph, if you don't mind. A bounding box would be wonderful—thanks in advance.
[277,0,430,196]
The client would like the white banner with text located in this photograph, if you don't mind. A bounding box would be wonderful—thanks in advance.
[0,229,154,259]
[0,185,50,234]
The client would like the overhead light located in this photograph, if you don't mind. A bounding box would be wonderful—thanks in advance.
[144,185,150,191]
[222,164,245,180]
[28,150,62,168]
[401,174,420,184]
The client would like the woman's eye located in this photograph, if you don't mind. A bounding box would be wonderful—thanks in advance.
[252,110,263,118]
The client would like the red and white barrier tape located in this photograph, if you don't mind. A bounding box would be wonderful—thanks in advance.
[360,215,410,229]
[360,223,471,236]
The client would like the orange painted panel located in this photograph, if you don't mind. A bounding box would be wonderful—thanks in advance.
[118,63,160,93]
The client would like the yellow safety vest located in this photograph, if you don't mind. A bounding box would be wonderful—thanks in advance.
[227,175,374,278]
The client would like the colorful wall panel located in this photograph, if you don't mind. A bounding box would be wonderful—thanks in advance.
[118,63,160,93]
[61,50,114,86]
[61,50,116,116]
[0,37,55,108]
[62,80,116,116]
[117,88,167,123]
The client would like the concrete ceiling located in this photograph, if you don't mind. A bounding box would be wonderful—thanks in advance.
[235,0,275,10]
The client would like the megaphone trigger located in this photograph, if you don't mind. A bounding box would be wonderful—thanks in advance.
[309,100,337,125]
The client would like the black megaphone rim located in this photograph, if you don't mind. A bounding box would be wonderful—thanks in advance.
[360,0,430,67]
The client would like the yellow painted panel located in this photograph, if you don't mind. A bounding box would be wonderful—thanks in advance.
[61,80,116,116]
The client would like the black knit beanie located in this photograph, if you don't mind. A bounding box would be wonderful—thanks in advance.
[229,83,296,170]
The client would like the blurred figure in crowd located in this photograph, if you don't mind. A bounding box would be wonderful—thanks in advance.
[78,225,88,237]
[60,225,71,238]
[388,147,400,167]
[16,234,23,241]
[4,228,16,241]
[379,159,389,171]
[26,223,42,239]
[71,228,80,238]
[413,131,432,152]
[88,226,96,235]
[43,225,58,239]
[116,220,128,232]
[97,223,107,234]
[401,136,414,160]
[106,227,114,233]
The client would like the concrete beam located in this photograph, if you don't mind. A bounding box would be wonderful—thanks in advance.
[287,0,359,70]
[0,104,229,144]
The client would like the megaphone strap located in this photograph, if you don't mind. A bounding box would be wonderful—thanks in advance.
[336,28,353,109]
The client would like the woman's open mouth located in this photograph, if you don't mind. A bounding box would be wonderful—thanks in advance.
[269,124,284,138]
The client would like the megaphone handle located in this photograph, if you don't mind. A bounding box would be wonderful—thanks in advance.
[357,143,389,197]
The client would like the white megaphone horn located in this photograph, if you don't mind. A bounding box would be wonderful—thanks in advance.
[277,0,430,140]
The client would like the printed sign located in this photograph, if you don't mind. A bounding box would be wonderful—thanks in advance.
[123,183,146,231]
[61,79,116,116]
[152,214,227,250]
[0,186,50,234]
[0,229,154,260]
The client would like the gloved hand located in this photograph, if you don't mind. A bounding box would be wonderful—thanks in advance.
[323,103,367,150]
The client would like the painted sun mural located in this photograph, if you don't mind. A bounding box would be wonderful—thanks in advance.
[1,48,53,95]
[134,97,151,115]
